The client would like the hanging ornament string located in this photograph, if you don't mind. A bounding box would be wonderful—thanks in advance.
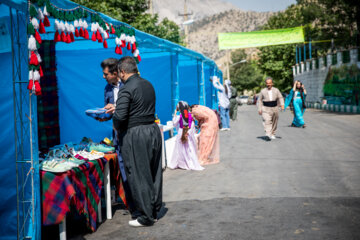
[27,0,142,92]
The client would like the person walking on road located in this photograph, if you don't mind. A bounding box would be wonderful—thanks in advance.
[258,77,284,141]
[112,56,162,227]
[191,104,220,165]
[284,80,307,128]
[211,76,231,131]
[228,80,238,121]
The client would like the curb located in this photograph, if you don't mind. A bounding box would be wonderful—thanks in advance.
[306,102,360,114]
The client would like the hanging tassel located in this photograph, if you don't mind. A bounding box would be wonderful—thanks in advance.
[84,29,89,39]
[27,70,34,91]
[30,51,39,65]
[83,21,89,39]
[118,46,123,55]
[44,15,50,27]
[31,18,39,30]
[43,6,50,27]
[33,71,41,95]
[35,51,42,63]
[61,31,66,42]
[103,39,108,48]
[137,55,141,62]
[75,28,79,37]
[39,65,44,77]
[132,42,137,53]
[91,32,96,41]
[115,45,120,54]
[96,30,101,41]
[54,31,60,42]
[34,30,42,44]
[65,32,71,43]
[70,32,75,42]
[39,20,46,33]
[34,81,42,96]
[28,35,37,51]
[79,28,84,37]
[111,25,115,34]
[127,42,131,50]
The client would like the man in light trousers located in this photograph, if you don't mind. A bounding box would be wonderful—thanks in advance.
[258,77,284,141]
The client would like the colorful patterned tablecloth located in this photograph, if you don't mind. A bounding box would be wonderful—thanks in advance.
[41,153,126,232]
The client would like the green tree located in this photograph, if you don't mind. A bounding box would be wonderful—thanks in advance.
[257,0,360,92]
[72,0,183,44]
[230,49,263,93]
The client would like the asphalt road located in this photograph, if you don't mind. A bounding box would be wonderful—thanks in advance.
[73,105,360,240]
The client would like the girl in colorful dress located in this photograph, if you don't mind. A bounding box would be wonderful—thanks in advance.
[168,101,204,170]
[285,81,307,128]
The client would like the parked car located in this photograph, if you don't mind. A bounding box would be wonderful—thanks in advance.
[237,95,248,105]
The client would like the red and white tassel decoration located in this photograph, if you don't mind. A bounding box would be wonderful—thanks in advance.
[43,6,50,27]
[83,21,89,39]
[120,33,126,48]
[133,49,141,62]
[126,35,131,50]
[74,20,79,37]
[130,36,136,53]
[38,8,46,34]
[54,20,60,42]
[28,35,37,51]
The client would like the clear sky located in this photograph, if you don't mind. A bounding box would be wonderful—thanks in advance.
[226,0,297,12]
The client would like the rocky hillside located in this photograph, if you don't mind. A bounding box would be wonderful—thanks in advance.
[187,9,274,64]
[151,0,238,25]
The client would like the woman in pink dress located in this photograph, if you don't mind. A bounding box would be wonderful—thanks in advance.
[191,105,220,165]
[168,101,204,171]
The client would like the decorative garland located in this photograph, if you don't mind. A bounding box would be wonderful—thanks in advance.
[27,0,142,95]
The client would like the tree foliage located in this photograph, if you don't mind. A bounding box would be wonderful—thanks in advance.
[72,0,182,44]
[229,49,263,93]
[257,0,360,92]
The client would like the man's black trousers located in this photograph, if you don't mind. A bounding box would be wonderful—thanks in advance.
[119,123,163,226]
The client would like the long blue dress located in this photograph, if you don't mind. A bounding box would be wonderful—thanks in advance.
[285,89,306,127]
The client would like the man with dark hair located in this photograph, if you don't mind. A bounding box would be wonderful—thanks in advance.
[112,56,163,227]
[258,77,284,141]
[100,58,137,215]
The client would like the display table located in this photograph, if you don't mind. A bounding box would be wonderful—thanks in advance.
[41,153,124,240]
[158,123,175,169]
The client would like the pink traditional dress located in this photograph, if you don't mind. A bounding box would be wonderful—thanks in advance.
[191,105,220,165]
[168,110,204,171]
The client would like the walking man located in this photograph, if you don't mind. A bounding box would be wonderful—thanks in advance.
[258,77,284,141]
[112,56,163,227]
[228,80,238,121]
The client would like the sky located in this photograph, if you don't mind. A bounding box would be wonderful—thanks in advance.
[226,0,297,12]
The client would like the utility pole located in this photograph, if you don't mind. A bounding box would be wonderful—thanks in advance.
[178,0,193,47]
[226,50,230,81]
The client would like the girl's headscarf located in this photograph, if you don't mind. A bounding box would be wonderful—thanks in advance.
[177,101,192,128]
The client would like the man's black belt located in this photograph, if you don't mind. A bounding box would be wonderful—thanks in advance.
[263,101,277,107]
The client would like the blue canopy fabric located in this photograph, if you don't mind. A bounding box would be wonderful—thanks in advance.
[0,1,222,239]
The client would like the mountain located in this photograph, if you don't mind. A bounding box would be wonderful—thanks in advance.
[188,9,274,64]
[151,0,239,25]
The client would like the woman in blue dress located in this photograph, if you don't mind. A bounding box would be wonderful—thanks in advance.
[285,81,307,128]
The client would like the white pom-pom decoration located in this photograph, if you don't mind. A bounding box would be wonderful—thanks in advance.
[28,35,37,51]
[31,18,39,30]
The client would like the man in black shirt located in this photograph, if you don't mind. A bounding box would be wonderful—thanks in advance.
[112,56,162,227]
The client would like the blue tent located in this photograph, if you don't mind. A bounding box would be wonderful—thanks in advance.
[0,1,222,239]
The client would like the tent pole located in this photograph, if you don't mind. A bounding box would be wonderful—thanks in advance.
[9,7,20,239]
[200,61,205,105]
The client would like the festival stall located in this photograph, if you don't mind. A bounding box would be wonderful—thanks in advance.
[0,0,222,239]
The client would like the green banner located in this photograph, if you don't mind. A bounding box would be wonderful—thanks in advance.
[218,27,304,50]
